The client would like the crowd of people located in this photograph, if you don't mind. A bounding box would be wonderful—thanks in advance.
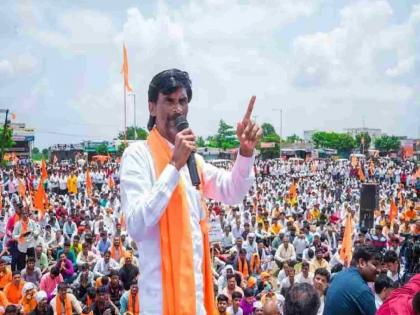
[0,154,418,315]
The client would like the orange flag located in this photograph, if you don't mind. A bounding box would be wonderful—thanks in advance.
[41,160,48,181]
[358,165,365,182]
[289,182,297,200]
[18,180,26,199]
[86,170,93,197]
[121,44,133,92]
[108,176,115,189]
[389,199,398,224]
[340,214,353,266]
[34,183,48,217]
[351,155,358,168]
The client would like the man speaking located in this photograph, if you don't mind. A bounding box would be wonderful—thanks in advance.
[120,69,262,315]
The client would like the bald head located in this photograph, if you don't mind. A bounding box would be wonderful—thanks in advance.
[263,300,280,315]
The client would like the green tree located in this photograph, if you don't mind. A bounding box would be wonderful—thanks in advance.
[32,147,40,155]
[0,127,15,163]
[374,135,401,152]
[286,134,302,143]
[355,132,371,152]
[117,142,128,156]
[260,122,281,159]
[312,131,355,153]
[196,136,205,147]
[261,123,277,138]
[42,148,49,160]
[215,120,239,149]
[118,126,148,140]
[96,143,108,155]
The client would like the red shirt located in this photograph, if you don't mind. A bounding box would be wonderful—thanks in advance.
[376,274,420,315]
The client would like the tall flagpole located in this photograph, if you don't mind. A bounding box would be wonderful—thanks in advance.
[124,83,127,143]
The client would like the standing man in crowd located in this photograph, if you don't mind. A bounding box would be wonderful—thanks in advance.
[120,69,262,314]
[324,245,381,315]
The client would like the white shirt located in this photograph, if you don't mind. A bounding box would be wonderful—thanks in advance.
[120,141,254,315]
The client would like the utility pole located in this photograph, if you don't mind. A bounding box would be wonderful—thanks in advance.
[0,109,9,164]
[272,108,283,157]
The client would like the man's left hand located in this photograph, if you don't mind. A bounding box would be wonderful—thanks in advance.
[236,96,262,157]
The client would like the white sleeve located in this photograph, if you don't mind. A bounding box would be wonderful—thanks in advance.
[119,143,180,242]
[200,153,255,205]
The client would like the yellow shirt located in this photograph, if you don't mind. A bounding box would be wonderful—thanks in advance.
[269,223,282,235]
[67,175,78,194]
[309,258,330,273]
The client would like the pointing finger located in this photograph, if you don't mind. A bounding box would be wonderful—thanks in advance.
[243,95,256,121]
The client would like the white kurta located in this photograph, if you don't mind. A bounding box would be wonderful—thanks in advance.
[120,141,254,315]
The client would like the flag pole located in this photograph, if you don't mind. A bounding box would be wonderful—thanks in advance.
[124,82,127,144]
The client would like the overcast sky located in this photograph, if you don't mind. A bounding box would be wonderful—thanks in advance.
[0,0,419,148]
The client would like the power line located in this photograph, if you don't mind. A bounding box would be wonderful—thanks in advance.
[36,130,113,139]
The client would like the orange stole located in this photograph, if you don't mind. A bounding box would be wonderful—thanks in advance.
[56,294,72,315]
[147,128,215,315]
[128,292,140,315]
[237,258,249,278]
[250,253,261,274]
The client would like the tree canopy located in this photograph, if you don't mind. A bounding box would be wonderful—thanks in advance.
[118,126,148,141]
[355,132,371,152]
[374,135,401,152]
[312,131,355,152]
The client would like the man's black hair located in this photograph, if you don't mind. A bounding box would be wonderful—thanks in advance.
[412,291,420,314]
[217,294,229,303]
[383,250,399,263]
[50,266,60,276]
[232,291,243,300]
[374,274,394,294]
[243,287,254,298]
[314,268,331,283]
[226,273,236,281]
[284,283,320,315]
[147,69,192,131]
[351,245,382,266]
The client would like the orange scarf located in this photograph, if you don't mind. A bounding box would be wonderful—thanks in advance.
[20,296,37,314]
[147,128,215,315]
[56,294,72,315]
[127,291,140,315]
[86,295,93,308]
[250,253,261,274]
[18,220,28,244]
[237,257,249,278]
[110,245,125,261]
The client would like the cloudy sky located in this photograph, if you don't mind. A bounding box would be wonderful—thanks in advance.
[0,0,419,148]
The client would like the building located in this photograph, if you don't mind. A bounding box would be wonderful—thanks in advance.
[5,123,35,158]
[344,128,383,138]
[303,130,319,143]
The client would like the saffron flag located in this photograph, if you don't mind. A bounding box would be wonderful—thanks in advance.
[358,163,365,182]
[108,176,115,189]
[18,180,26,199]
[340,214,353,266]
[86,169,93,197]
[121,44,133,92]
[289,182,297,201]
[389,199,398,224]
[33,183,48,217]
[41,159,48,181]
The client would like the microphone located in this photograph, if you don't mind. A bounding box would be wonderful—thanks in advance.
[175,116,201,188]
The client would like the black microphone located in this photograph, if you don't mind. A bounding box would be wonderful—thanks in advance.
[175,116,201,188]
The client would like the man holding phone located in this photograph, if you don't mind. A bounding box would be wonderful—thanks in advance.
[12,208,39,271]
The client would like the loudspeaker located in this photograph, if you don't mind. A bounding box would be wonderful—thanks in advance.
[360,183,379,230]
